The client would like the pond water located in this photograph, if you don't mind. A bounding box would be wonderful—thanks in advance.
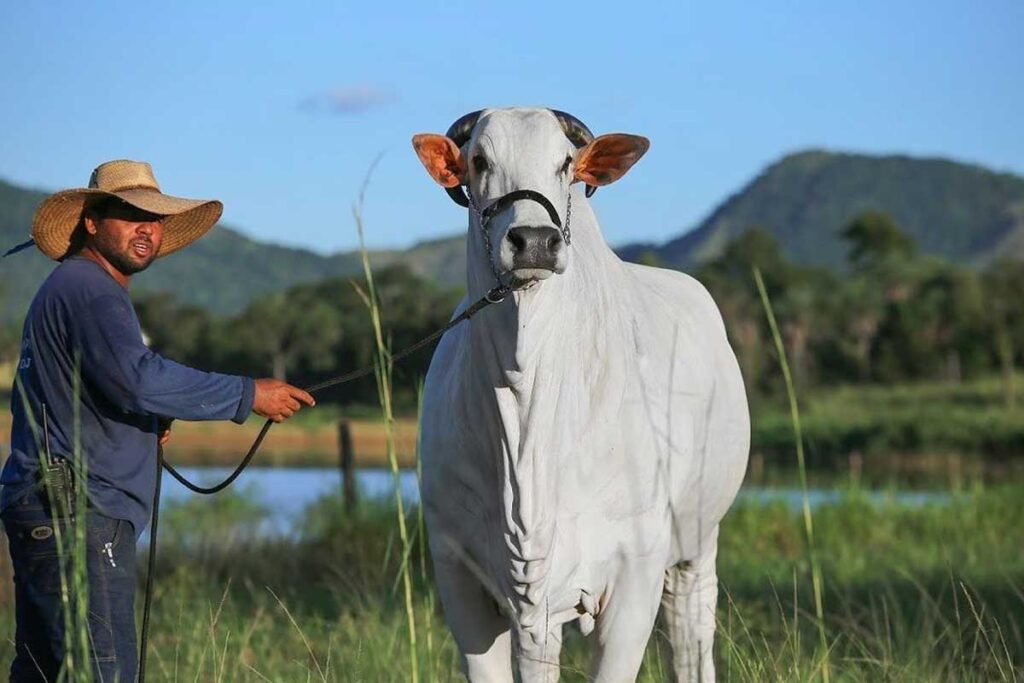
[156,466,950,537]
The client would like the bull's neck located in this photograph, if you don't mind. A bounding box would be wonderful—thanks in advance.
[465,222,630,403]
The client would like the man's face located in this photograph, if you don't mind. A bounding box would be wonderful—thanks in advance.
[84,200,165,275]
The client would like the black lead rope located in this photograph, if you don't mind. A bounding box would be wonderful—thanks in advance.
[138,283,512,681]
[138,444,162,683]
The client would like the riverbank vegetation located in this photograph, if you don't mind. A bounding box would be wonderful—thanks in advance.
[4,373,1021,475]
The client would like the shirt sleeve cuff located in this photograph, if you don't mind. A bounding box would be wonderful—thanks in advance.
[232,377,255,424]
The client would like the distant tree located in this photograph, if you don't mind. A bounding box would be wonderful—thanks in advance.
[698,227,815,392]
[635,250,663,268]
[296,264,462,405]
[840,212,932,383]
[836,277,885,381]
[134,292,214,366]
[914,264,984,383]
[0,283,19,364]
[233,290,343,381]
[707,227,791,288]
[0,324,22,365]
[842,210,917,272]
[982,259,1024,408]
[773,268,838,389]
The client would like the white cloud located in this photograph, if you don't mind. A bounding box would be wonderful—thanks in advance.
[299,85,398,115]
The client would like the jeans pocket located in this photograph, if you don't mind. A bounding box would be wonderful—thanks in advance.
[5,517,70,594]
[87,512,123,549]
[87,513,135,583]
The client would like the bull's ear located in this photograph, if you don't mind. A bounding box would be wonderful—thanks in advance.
[574,134,650,186]
[412,134,466,188]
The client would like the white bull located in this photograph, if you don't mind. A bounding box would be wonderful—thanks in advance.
[412,107,749,682]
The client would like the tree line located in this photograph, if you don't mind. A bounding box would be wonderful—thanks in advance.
[687,211,1024,407]
[2,210,1020,411]
[132,265,462,408]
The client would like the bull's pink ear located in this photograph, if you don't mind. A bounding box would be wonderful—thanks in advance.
[412,134,466,188]
[574,134,650,186]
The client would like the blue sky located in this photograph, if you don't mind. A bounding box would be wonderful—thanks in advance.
[1,1,1021,254]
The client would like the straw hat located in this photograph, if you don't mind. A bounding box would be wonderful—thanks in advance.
[31,159,223,260]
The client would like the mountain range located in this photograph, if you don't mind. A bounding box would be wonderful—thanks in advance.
[2,149,1023,324]
[618,150,1024,269]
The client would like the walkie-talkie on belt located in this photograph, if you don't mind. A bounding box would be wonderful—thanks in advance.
[40,403,75,518]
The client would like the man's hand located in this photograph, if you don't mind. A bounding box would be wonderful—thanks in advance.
[253,379,316,423]
[157,417,173,447]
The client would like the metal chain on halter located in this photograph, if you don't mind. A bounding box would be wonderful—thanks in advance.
[465,186,504,286]
[562,192,573,246]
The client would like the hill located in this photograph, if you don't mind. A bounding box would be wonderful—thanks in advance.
[4,150,1024,322]
[0,177,463,325]
[619,150,1024,269]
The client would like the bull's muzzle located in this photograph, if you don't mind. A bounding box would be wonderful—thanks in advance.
[506,225,563,273]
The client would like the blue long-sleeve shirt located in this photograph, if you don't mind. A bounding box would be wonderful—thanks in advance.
[0,256,255,535]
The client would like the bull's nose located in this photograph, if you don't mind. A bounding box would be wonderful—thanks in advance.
[506,226,563,257]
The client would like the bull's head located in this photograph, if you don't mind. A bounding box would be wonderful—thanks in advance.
[412,108,649,286]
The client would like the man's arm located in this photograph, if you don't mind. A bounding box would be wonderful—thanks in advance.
[76,294,312,422]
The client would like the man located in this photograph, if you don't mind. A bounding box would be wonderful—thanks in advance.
[0,159,316,682]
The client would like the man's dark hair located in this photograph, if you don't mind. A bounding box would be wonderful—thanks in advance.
[62,197,120,260]
[85,196,128,219]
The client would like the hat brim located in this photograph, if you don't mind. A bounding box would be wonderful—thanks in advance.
[31,188,223,261]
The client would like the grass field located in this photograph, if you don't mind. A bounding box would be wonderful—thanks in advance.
[2,375,1022,678]
[2,480,1020,681]
[752,375,1024,472]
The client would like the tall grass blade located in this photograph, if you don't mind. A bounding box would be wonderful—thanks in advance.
[15,362,93,682]
[353,157,419,683]
[414,380,436,670]
[753,266,831,682]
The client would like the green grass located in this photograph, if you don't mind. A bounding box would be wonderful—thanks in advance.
[751,374,1024,468]
[3,483,1021,681]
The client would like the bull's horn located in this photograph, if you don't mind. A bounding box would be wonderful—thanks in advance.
[551,109,599,199]
[446,110,484,148]
[444,110,484,207]
[550,110,594,148]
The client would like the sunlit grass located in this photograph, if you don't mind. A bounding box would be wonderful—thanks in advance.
[4,483,1020,680]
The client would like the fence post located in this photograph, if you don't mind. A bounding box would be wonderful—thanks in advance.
[749,451,765,482]
[338,419,357,513]
[848,450,863,488]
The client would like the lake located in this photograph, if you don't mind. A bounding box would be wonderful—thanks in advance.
[155,466,950,537]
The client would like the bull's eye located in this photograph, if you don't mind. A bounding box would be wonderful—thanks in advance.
[472,155,489,174]
[559,155,573,176]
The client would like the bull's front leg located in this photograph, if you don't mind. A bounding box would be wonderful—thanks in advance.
[515,619,564,682]
[588,559,667,682]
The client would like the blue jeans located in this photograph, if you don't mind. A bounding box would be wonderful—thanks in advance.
[2,490,138,682]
